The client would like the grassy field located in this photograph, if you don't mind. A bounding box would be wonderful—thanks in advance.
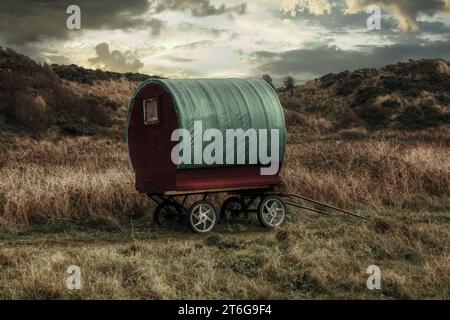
[0,55,449,299]
[0,208,448,299]
[0,129,449,299]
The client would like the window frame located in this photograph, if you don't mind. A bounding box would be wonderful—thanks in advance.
[143,97,160,126]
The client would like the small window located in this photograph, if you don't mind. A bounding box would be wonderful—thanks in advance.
[143,98,159,125]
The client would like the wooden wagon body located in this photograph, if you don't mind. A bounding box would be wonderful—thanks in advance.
[126,78,286,195]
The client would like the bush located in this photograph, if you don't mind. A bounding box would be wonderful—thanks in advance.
[381,99,401,109]
[356,104,392,129]
[334,111,364,130]
[353,87,383,107]
[13,93,52,133]
[336,78,361,96]
[398,104,450,130]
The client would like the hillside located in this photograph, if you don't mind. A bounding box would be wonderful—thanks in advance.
[280,59,450,131]
[1,47,449,139]
[0,48,157,138]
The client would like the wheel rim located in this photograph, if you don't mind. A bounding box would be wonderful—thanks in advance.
[191,203,216,233]
[261,198,285,227]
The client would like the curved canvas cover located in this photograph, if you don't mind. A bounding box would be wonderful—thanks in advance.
[127,78,286,170]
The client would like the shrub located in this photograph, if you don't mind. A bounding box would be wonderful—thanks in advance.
[13,93,52,133]
[334,111,364,130]
[336,78,361,96]
[398,104,450,130]
[353,87,382,107]
[381,99,401,109]
[356,104,392,129]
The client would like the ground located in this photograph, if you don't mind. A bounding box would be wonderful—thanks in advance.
[0,208,448,300]
[0,129,449,299]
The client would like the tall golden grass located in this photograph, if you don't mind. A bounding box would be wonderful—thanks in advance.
[1,130,449,225]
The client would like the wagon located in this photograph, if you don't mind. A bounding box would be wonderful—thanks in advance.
[126,78,289,233]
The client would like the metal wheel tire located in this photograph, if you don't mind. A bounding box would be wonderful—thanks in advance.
[257,196,287,229]
[189,201,218,234]
[220,197,248,222]
[154,201,181,228]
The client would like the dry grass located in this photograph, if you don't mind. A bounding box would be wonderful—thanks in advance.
[63,79,138,110]
[283,138,450,211]
[0,208,448,299]
[0,136,148,225]
[1,130,449,225]
[0,128,449,299]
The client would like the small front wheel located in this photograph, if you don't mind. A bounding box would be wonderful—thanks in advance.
[257,196,287,229]
[154,201,182,228]
[189,201,218,233]
[220,196,248,222]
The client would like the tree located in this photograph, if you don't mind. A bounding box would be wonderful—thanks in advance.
[283,76,295,97]
[262,74,274,89]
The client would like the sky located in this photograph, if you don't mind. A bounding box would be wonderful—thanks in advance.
[1,0,449,83]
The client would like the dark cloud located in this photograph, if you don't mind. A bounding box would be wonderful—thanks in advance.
[0,0,244,46]
[88,43,144,73]
[148,18,165,36]
[281,2,450,36]
[150,0,247,17]
[280,0,450,33]
[0,0,154,45]
[253,40,450,79]
[343,0,450,32]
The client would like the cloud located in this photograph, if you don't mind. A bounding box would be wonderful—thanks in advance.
[0,0,244,45]
[0,0,155,45]
[252,40,450,79]
[298,0,333,15]
[88,43,144,73]
[148,18,165,36]
[44,54,71,65]
[150,0,247,17]
[280,0,450,32]
[174,40,215,50]
[176,22,228,36]
[343,0,450,32]
[161,55,196,63]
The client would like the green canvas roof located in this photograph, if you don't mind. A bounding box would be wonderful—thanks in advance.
[127,78,286,170]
